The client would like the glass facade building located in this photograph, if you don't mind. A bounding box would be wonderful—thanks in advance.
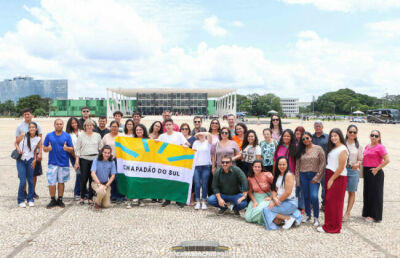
[0,77,68,103]
[137,93,208,115]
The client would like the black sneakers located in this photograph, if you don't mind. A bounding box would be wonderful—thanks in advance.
[33,192,39,199]
[162,200,171,207]
[46,199,58,209]
[57,198,65,208]
[176,202,185,208]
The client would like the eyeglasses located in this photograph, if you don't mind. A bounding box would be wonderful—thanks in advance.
[194,121,201,124]
[221,131,229,135]
[82,110,89,113]
[221,161,231,164]
[181,128,189,131]
[211,122,219,125]
[302,137,310,141]
[348,131,357,134]
[370,134,379,138]
[272,119,279,122]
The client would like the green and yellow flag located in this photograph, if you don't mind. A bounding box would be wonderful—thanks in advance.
[115,136,195,204]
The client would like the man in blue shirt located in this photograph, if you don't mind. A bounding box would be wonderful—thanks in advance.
[312,120,329,211]
[43,119,74,208]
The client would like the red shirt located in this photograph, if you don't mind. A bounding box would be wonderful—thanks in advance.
[248,172,273,193]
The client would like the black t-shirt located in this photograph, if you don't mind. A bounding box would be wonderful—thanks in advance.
[78,117,98,131]
[95,128,110,139]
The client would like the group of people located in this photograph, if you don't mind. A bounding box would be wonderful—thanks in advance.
[15,108,390,233]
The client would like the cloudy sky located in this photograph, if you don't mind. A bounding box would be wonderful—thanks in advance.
[0,0,399,101]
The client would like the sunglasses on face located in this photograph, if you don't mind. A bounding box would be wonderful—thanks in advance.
[82,110,90,113]
[211,122,219,125]
[194,121,201,124]
[221,131,229,135]
[302,137,310,141]
[348,131,357,134]
[370,134,379,138]
[221,161,231,164]
[272,119,279,122]
[181,128,189,131]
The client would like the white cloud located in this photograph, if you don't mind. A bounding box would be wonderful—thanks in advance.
[0,0,399,101]
[367,19,400,38]
[278,0,400,12]
[231,21,244,27]
[203,16,228,37]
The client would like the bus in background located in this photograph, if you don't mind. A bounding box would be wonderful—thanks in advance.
[367,109,400,124]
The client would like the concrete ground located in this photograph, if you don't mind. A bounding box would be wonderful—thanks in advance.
[0,117,399,257]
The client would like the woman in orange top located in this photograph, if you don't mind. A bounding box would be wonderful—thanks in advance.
[232,123,247,150]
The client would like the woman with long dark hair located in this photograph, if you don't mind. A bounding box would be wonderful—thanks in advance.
[343,125,363,221]
[15,122,41,207]
[295,131,325,226]
[123,119,135,137]
[149,121,163,139]
[362,130,389,223]
[241,130,261,177]
[262,157,302,230]
[232,123,248,150]
[245,160,273,225]
[317,128,348,233]
[269,115,283,142]
[66,117,83,200]
[90,145,116,210]
[273,129,296,174]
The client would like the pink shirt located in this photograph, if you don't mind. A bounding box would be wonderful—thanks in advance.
[273,145,296,173]
[248,172,273,194]
[363,144,387,167]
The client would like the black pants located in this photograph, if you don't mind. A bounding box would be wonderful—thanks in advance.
[80,158,94,200]
[208,172,214,197]
[362,167,384,221]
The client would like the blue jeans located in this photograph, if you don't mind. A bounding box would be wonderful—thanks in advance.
[296,186,305,210]
[321,173,325,205]
[207,193,248,211]
[262,198,301,230]
[70,156,83,197]
[300,172,320,218]
[193,165,211,200]
[17,158,34,204]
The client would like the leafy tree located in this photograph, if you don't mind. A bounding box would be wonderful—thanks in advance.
[16,95,51,115]
[0,100,17,116]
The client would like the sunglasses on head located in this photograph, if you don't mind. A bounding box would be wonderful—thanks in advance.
[302,136,310,141]
[221,161,231,164]
[348,131,357,134]
[370,134,379,138]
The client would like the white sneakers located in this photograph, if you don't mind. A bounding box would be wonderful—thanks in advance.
[138,200,145,207]
[313,218,320,227]
[301,215,310,223]
[126,202,132,209]
[19,202,34,208]
[316,226,325,233]
[194,201,208,210]
[282,217,296,230]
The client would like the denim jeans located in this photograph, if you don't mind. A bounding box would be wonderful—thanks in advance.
[300,172,320,218]
[17,158,34,204]
[70,156,83,197]
[193,165,211,200]
[296,186,305,210]
[262,198,302,230]
[207,193,248,211]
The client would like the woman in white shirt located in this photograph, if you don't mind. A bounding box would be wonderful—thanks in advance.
[317,128,348,234]
[123,119,135,137]
[192,132,212,210]
[262,156,302,230]
[15,122,41,207]
[66,117,83,200]
[241,130,262,177]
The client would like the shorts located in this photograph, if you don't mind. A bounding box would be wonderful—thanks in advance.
[33,161,43,176]
[47,165,70,186]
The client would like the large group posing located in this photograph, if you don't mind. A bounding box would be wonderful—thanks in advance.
[15,107,390,233]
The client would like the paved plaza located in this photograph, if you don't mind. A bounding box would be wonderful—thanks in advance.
[0,117,399,257]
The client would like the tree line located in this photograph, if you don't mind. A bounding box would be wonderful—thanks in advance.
[0,95,51,117]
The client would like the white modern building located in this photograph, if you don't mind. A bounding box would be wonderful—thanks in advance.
[280,98,299,116]
[106,88,236,118]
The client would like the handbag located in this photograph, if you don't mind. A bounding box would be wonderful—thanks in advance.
[11,136,25,160]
